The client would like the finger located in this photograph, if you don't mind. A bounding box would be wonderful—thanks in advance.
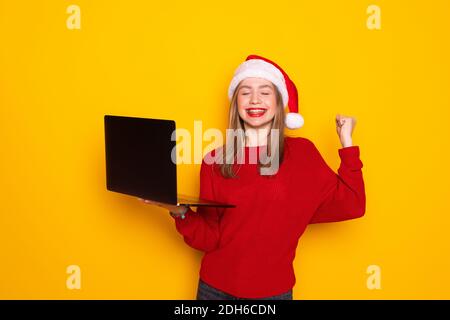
[337,115,347,126]
[342,117,352,125]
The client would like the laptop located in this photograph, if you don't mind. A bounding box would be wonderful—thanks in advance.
[104,115,235,208]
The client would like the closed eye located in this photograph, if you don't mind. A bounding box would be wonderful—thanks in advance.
[241,92,270,96]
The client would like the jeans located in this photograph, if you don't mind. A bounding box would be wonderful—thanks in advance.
[196,278,293,300]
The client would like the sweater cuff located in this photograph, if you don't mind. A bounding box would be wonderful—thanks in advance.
[338,145,362,169]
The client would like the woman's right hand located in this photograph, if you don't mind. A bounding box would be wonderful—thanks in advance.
[138,198,188,216]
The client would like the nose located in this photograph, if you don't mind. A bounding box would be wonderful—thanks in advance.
[250,92,261,105]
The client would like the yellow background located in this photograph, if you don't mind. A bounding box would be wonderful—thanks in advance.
[1,0,449,299]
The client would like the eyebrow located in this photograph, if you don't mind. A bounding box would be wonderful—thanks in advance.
[239,85,273,90]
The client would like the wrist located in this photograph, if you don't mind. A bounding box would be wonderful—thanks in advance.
[341,137,353,148]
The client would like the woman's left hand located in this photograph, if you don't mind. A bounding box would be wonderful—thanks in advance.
[336,114,356,148]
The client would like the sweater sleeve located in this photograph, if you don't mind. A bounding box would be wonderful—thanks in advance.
[308,142,366,224]
[171,159,221,252]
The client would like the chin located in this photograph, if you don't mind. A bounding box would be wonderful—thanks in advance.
[244,119,271,129]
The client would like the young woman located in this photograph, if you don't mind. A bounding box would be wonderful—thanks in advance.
[140,55,366,300]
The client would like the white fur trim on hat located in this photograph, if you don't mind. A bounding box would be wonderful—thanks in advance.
[285,112,304,129]
[228,59,289,106]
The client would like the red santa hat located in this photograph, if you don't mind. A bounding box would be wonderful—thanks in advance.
[228,54,304,129]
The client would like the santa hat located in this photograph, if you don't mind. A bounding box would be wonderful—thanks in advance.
[228,54,304,129]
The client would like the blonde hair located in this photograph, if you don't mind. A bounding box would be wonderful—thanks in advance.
[218,81,286,179]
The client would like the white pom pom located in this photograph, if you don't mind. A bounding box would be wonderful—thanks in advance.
[285,113,304,129]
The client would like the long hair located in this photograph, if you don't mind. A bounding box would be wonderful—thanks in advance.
[218,81,286,179]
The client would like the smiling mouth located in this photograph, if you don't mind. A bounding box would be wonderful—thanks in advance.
[245,108,267,117]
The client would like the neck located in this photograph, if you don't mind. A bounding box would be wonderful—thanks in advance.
[244,123,271,147]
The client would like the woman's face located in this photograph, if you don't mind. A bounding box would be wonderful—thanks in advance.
[236,77,278,129]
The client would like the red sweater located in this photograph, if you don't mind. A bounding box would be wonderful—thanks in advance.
[172,136,366,298]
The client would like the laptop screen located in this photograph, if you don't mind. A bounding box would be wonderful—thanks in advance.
[104,115,177,204]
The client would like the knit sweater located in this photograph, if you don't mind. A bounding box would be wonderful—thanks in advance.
[172,136,366,298]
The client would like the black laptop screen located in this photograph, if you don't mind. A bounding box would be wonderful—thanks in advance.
[104,115,177,204]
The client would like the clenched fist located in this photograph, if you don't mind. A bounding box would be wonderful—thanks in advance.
[335,114,356,148]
